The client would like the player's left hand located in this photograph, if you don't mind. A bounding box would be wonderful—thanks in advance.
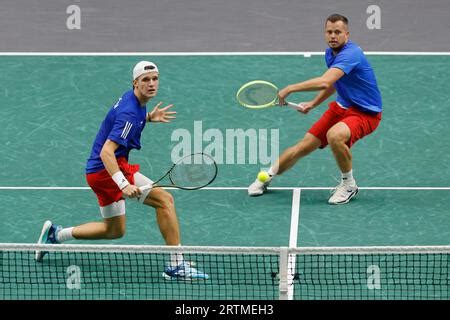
[148,102,177,123]
[278,87,290,106]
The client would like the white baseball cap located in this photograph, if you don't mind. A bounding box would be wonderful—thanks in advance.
[133,61,159,80]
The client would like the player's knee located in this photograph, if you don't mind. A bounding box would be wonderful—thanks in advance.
[326,129,345,146]
[161,190,175,208]
[153,189,175,209]
[105,224,126,239]
[326,130,336,145]
[107,229,125,239]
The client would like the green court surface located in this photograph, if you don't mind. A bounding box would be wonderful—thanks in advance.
[1,55,450,299]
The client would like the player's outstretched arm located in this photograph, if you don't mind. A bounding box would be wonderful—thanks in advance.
[278,68,343,105]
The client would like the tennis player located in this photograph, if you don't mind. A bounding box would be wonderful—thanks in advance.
[35,61,208,280]
[248,14,383,204]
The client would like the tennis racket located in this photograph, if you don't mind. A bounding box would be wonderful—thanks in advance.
[236,80,304,111]
[138,153,218,195]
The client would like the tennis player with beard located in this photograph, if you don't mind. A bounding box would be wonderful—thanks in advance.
[248,14,383,205]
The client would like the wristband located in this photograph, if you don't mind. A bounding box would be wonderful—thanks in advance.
[112,171,130,190]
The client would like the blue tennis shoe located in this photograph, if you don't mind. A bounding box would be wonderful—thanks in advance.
[163,261,209,280]
[35,220,61,262]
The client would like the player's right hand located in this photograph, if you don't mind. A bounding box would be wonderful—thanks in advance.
[298,101,315,114]
[122,184,142,198]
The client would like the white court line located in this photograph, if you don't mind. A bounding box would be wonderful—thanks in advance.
[1,186,450,190]
[289,189,301,248]
[288,188,301,300]
[0,52,450,56]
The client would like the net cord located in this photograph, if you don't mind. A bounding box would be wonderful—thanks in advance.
[2,243,450,255]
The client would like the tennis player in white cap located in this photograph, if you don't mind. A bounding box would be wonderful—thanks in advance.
[35,61,209,280]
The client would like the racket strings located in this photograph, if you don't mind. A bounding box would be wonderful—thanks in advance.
[169,153,217,189]
[237,83,278,107]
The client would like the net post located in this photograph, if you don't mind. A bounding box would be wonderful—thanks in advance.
[278,247,289,300]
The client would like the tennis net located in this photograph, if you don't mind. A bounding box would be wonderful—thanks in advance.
[0,243,449,300]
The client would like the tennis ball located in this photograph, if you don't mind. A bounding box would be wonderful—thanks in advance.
[257,171,270,183]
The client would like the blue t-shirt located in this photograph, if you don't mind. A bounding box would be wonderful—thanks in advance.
[86,90,147,174]
[325,41,382,113]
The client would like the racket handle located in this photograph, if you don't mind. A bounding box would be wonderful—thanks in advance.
[138,184,154,203]
[139,184,153,192]
[286,101,304,111]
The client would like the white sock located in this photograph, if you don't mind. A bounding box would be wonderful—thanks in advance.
[341,170,356,186]
[56,227,74,243]
[268,167,276,177]
[170,244,184,267]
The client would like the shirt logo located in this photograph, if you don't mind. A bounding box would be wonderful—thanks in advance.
[113,98,122,109]
[121,121,133,139]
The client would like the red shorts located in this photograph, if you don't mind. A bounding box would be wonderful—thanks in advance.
[308,101,382,148]
[86,157,140,207]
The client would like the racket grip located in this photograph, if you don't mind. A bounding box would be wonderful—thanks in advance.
[287,102,304,111]
[139,184,153,192]
[138,183,154,203]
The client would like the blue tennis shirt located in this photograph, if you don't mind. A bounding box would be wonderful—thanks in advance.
[86,90,147,174]
[325,40,382,113]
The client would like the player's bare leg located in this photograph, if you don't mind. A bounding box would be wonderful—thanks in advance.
[326,122,358,204]
[72,215,126,239]
[143,188,180,246]
[326,122,352,173]
[272,133,322,175]
[143,187,208,280]
[248,133,321,196]
[35,215,126,261]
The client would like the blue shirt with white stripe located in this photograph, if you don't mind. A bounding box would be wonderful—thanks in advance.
[86,90,147,174]
[325,40,382,113]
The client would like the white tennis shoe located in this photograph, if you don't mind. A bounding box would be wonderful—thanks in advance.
[248,176,272,196]
[328,182,359,205]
